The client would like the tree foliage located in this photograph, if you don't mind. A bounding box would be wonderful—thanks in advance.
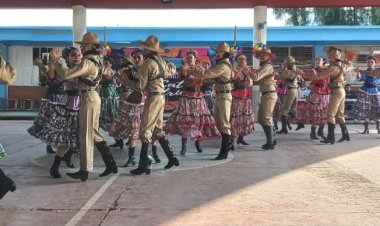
[273,7,379,26]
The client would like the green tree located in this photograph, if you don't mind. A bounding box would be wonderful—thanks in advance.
[274,7,377,26]
[273,8,311,25]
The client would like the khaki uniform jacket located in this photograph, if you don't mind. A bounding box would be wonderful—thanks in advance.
[303,60,353,125]
[190,58,233,92]
[251,63,276,93]
[0,56,16,85]
[123,55,176,142]
[278,65,298,89]
[125,56,176,93]
[304,60,353,88]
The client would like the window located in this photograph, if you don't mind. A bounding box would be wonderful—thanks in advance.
[33,47,52,65]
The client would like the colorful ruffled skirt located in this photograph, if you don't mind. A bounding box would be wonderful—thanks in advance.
[352,90,380,120]
[27,94,80,150]
[230,95,255,138]
[306,92,330,126]
[107,93,143,140]
[164,94,220,140]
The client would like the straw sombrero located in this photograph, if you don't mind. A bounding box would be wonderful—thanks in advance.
[75,32,102,45]
[139,35,163,53]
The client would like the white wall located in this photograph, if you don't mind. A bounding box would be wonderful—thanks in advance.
[8,46,39,86]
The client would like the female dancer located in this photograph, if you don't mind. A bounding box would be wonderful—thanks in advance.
[306,56,330,140]
[230,53,255,146]
[352,56,380,134]
[294,79,310,131]
[165,49,220,156]
[29,47,81,178]
[99,57,119,141]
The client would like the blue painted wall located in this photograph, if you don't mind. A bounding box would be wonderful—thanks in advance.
[0,44,8,110]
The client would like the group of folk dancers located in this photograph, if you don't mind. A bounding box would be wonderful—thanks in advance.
[22,32,380,182]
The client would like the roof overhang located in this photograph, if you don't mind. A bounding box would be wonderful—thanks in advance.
[0,0,378,9]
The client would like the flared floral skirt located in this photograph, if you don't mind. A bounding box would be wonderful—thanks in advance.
[164,95,220,140]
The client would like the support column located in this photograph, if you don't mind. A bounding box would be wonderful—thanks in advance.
[72,5,86,48]
[252,6,268,115]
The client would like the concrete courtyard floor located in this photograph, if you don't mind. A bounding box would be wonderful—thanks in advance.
[0,120,380,226]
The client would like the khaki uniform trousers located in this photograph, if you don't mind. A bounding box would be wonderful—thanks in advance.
[214,93,232,135]
[281,88,298,117]
[140,95,166,143]
[258,92,277,126]
[327,88,346,125]
[79,91,104,171]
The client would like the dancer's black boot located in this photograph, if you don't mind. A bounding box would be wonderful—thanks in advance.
[277,115,288,134]
[317,125,327,139]
[130,142,152,175]
[361,122,369,134]
[151,145,161,163]
[158,137,180,169]
[195,140,203,153]
[236,135,249,145]
[122,147,136,167]
[310,126,318,140]
[337,124,350,142]
[262,125,276,150]
[320,123,335,144]
[180,138,187,156]
[96,141,118,177]
[46,145,56,154]
[62,148,75,168]
[214,134,230,160]
[50,155,62,178]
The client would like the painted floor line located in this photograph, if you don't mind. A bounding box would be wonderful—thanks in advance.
[64,172,121,226]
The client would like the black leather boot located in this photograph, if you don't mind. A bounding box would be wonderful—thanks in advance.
[277,115,288,134]
[151,145,161,163]
[66,170,89,182]
[62,148,75,168]
[195,140,203,153]
[295,123,305,131]
[338,124,350,142]
[158,137,179,169]
[0,168,16,200]
[361,122,369,134]
[180,138,187,156]
[46,145,56,154]
[274,120,278,131]
[377,121,380,134]
[50,155,62,178]
[228,137,235,151]
[109,139,124,149]
[321,123,335,144]
[96,141,118,177]
[262,125,276,150]
[237,135,249,145]
[317,125,327,139]
[214,134,230,160]
[310,126,318,140]
[130,142,152,175]
[122,147,136,167]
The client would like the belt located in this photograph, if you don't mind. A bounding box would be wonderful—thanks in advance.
[261,91,276,95]
[183,87,201,92]
[216,90,231,94]
[331,86,342,89]
[148,92,165,96]
[66,90,80,96]
[81,87,96,93]
[287,87,297,89]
